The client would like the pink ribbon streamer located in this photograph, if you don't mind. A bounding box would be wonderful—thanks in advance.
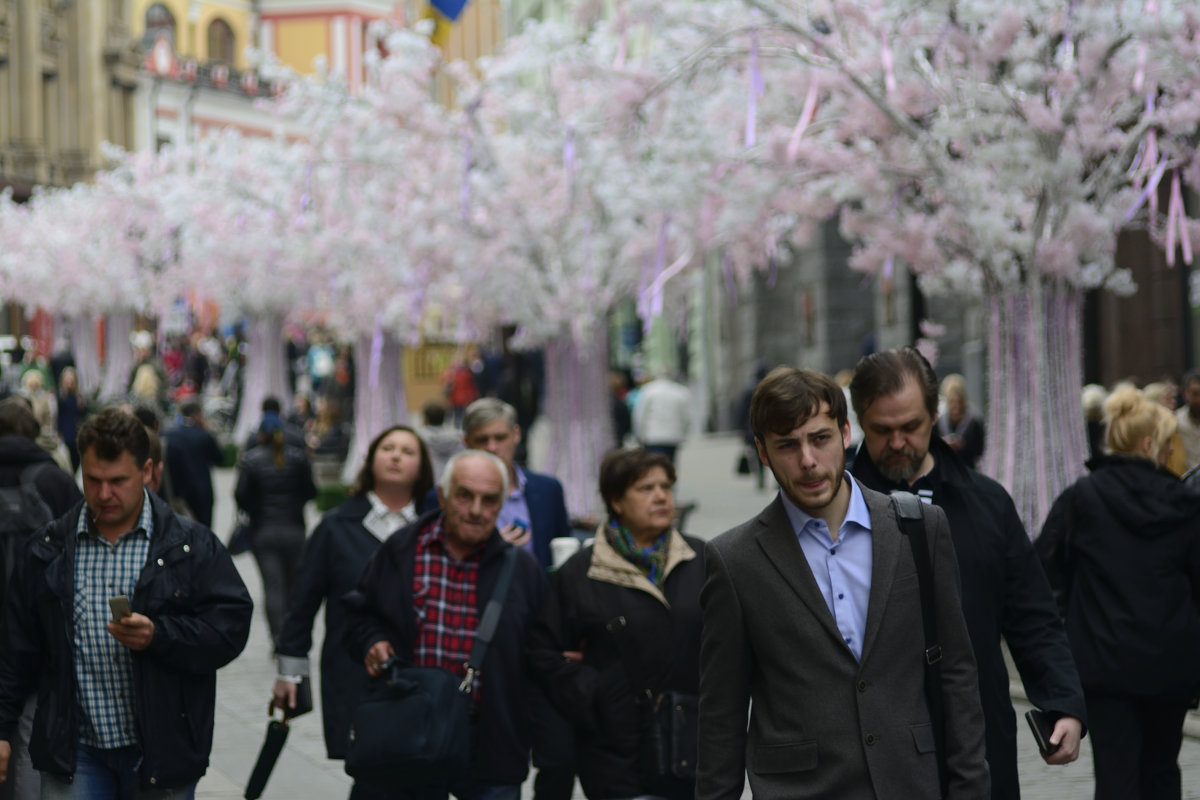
[786,82,820,164]
[1166,170,1193,267]
[880,32,896,94]
[745,32,763,148]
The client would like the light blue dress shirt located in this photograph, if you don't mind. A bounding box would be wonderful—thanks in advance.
[497,467,533,554]
[780,474,874,661]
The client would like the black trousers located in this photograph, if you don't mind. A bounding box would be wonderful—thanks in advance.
[251,524,305,646]
[1086,691,1189,800]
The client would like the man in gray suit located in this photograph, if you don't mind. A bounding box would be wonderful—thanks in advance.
[698,367,990,799]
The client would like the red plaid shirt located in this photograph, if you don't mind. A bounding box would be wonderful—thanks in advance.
[412,519,481,678]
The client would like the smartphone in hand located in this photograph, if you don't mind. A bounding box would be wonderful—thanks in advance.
[1025,708,1061,755]
[108,595,132,623]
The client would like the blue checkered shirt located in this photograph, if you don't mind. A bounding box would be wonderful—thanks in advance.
[73,490,153,749]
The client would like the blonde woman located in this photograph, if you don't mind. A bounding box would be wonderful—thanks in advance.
[1037,387,1200,800]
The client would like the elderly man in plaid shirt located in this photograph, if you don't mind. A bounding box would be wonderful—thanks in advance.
[344,449,548,800]
[0,407,253,799]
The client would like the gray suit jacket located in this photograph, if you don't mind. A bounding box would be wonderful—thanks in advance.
[697,481,990,800]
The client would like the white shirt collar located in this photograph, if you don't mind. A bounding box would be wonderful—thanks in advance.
[363,491,417,542]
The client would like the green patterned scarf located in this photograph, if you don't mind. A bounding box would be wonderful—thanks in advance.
[605,520,670,586]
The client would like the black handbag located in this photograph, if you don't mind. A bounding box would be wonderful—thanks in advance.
[603,591,698,782]
[344,546,518,786]
[643,689,699,781]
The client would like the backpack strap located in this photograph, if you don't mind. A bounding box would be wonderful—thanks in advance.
[890,491,947,798]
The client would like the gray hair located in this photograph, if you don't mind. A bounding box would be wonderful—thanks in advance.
[437,449,509,498]
[462,398,518,437]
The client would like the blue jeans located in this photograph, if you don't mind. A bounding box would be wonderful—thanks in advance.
[39,744,196,800]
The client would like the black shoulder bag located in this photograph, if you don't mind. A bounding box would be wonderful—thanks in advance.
[344,545,518,786]
[890,491,947,798]
[602,584,698,782]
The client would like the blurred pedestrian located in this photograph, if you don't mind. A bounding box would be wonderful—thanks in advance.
[1082,384,1108,461]
[271,426,434,799]
[529,449,703,800]
[236,414,317,648]
[1145,381,1187,477]
[441,354,480,427]
[417,400,463,480]
[163,398,223,527]
[1176,370,1200,470]
[632,371,691,465]
[1038,386,1200,800]
[935,373,985,469]
[55,367,86,475]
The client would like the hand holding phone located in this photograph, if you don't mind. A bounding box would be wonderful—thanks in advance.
[1025,708,1061,755]
[108,595,132,623]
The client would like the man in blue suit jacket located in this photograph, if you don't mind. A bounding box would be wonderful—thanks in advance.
[446,397,572,569]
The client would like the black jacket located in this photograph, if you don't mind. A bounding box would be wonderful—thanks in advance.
[853,437,1086,800]
[163,422,223,526]
[0,435,82,518]
[342,511,548,786]
[0,492,253,790]
[1037,455,1200,700]
[234,444,316,531]
[274,495,384,759]
[528,531,704,800]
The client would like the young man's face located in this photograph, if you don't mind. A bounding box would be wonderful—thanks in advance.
[81,448,152,535]
[756,403,850,515]
[859,378,936,483]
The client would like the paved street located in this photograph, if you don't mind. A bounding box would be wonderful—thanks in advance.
[197,431,1200,799]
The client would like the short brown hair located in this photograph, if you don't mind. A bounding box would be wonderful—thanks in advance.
[749,367,847,442]
[598,448,676,519]
[0,397,39,440]
[849,347,939,423]
[77,407,151,466]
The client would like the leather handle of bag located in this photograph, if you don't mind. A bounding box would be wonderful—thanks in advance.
[890,491,947,798]
[460,545,519,691]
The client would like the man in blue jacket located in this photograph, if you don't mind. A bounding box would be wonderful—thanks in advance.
[0,407,253,798]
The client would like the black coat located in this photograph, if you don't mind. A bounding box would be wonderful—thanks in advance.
[0,492,253,790]
[853,437,1086,800]
[0,435,82,518]
[274,495,384,759]
[234,444,316,531]
[342,511,548,787]
[1037,455,1200,700]
[163,422,223,527]
[527,532,705,800]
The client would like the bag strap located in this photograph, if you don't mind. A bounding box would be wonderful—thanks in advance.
[459,544,518,693]
[890,491,947,798]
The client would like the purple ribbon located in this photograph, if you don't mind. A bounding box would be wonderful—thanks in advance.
[745,32,763,148]
[369,314,383,389]
[1122,159,1166,223]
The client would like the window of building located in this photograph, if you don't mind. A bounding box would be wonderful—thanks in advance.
[207,18,235,64]
[143,3,176,50]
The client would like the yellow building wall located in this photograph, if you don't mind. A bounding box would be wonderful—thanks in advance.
[131,0,251,69]
[427,0,503,64]
[274,19,329,75]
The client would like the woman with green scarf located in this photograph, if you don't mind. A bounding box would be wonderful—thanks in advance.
[528,448,705,800]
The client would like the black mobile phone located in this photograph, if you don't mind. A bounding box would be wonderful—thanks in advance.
[108,595,132,623]
[1025,708,1061,755]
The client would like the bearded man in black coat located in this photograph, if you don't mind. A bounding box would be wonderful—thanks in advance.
[849,348,1087,800]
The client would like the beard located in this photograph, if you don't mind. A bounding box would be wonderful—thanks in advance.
[876,445,925,483]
